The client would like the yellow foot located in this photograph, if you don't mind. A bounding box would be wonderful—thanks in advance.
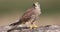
[29,25,39,29]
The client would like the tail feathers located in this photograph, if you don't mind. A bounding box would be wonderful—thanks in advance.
[9,21,21,26]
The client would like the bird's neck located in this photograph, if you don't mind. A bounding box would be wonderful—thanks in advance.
[35,6,40,9]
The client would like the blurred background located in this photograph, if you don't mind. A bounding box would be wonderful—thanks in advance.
[0,0,60,26]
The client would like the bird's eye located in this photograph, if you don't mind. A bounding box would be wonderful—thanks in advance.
[33,3,36,6]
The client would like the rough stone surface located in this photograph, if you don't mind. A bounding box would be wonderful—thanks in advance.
[0,25,60,32]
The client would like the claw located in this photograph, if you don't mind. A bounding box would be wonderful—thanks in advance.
[29,24,39,29]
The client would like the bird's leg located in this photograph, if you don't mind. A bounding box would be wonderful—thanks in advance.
[29,17,39,29]
[29,23,38,29]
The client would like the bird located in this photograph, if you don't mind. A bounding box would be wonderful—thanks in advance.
[9,1,41,29]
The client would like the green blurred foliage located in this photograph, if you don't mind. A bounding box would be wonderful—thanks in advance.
[0,0,60,16]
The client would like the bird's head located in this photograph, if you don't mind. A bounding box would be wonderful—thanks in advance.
[33,2,40,9]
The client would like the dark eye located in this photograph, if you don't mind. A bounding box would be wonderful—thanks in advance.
[33,3,35,6]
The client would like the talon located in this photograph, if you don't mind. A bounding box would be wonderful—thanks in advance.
[29,25,39,29]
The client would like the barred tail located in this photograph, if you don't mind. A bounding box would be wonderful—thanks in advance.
[9,20,22,26]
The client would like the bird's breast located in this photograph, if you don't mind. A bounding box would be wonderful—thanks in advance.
[34,8,41,16]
